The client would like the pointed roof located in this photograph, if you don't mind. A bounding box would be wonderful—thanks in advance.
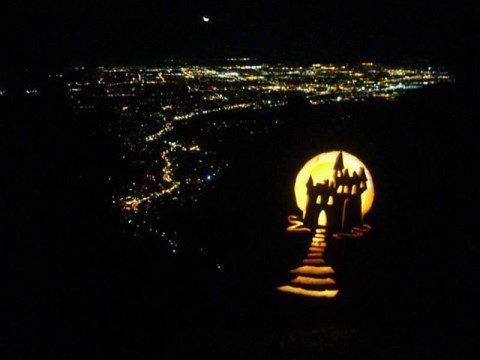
[306,175,314,187]
[334,152,344,171]
[358,167,367,181]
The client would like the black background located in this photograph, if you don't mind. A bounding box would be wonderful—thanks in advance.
[3,79,478,359]
[1,1,476,71]
[2,1,479,358]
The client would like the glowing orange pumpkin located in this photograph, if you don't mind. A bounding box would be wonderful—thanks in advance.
[279,150,374,298]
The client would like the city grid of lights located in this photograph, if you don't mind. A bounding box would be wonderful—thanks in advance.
[57,60,453,215]
[2,60,452,255]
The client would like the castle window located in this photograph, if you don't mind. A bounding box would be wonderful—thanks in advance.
[360,182,365,189]
[343,185,349,194]
[316,195,322,204]
[337,185,343,194]
[352,185,358,194]
[328,196,333,205]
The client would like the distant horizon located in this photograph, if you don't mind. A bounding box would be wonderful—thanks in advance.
[0,55,458,72]
[2,0,473,83]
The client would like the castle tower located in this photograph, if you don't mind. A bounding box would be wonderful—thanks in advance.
[333,151,344,181]
[302,152,367,234]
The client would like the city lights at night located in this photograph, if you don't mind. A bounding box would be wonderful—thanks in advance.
[2,0,475,358]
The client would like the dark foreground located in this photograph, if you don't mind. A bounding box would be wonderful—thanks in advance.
[2,76,478,358]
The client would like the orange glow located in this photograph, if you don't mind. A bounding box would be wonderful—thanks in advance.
[302,258,326,265]
[294,150,374,217]
[277,285,339,298]
[290,266,335,276]
[286,215,310,232]
[290,276,335,286]
[278,234,339,298]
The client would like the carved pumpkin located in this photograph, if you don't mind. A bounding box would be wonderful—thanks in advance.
[279,150,374,298]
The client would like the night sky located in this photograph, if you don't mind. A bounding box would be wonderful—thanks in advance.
[1,0,476,68]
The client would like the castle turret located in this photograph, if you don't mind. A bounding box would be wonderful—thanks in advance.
[303,152,367,234]
[334,152,344,171]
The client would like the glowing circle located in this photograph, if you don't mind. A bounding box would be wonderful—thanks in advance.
[294,150,374,216]
[202,16,210,22]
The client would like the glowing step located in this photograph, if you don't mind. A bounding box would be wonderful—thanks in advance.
[306,253,324,258]
[302,258,326,265]
[290,266,335,276]
[277,285,339,298]
[309,247,324,252]
[290,276,336,286]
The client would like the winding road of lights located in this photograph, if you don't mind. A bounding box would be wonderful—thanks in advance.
[120,139,202,212]
[86,63,452,215]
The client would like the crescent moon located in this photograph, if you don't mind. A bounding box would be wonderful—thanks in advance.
[202,16,210,22]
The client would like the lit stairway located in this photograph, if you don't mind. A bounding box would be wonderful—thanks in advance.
[277,229,339,298]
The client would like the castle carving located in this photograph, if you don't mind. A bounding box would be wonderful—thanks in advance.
[303,152,368,233]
